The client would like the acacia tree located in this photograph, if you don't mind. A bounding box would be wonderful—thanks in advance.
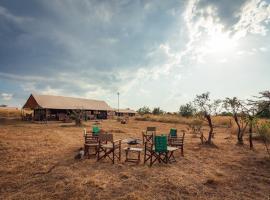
[152,107,164,115]
[69,109,84,126]
[179,102,196,117]
[223,97,246,144]
[193,92,221,144]
[137,106,151,115]
[242,91,270,149]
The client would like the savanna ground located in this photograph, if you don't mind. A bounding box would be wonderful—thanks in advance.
[0,112,270,199]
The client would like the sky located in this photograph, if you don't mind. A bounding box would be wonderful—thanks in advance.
[0,0,270,111]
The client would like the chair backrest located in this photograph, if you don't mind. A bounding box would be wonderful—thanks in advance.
[84,134,98,144]
[169,128,177,137]
[98,133,113,143]
[143,131,155,144]
[146,127,156,132]
[92,126,100,136]
[154,135,167,152]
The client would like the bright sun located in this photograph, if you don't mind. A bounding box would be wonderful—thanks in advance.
[206,32,238,54]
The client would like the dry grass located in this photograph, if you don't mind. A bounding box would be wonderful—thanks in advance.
[0,118,270,199]
[135,114,194,125]
[0,108,21,119]
[135,114,234,128]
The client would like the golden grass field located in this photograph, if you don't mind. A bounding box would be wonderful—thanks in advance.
[0,111,270,199]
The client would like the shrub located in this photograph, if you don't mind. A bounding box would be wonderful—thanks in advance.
[152,107,165,115]
[179,102,196,117]
[137,106,151,115]
[257,122,270,156]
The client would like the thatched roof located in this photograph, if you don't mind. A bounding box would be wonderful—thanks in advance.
[23,94,113,111]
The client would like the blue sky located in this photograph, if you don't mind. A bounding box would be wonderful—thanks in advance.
[0,0,270,111]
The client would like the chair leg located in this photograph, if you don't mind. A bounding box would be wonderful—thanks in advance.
[97,147,100,161]
[113,149,115,164]
[119,146,121,161]
[144,150,146,164]
[181,146,184,156]
[150,152,153,167]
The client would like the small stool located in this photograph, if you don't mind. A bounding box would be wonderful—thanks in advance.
[124,147,143,164]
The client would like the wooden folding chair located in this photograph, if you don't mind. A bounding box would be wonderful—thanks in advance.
[168,128,178,145]
[144,135,168,167]
[84,133,99,158]
[97,133,121,164]
[169,130,185,156]
[143,127,155,164]
[142,127,156,144]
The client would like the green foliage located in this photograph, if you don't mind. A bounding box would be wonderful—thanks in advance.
[152,107,164,115]
[179,102,196,117]
[137,106,151,115]
[257,103,270,118]
[220,112,233,116]
[257,121,270,156]
[257,122,270,141]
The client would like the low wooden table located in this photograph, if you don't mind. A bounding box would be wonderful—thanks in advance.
[123,147,143,164]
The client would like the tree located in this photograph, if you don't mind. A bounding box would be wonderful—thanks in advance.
[152,107,164,115]
[243,90,270,149]
[193,92,221,144]
[256,91,270,118]
[179,102,196,117]
[69,109,84,126]
[137,106,151,115]
[223,97,246,144]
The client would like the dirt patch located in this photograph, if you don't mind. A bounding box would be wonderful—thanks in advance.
[0,118,270,199]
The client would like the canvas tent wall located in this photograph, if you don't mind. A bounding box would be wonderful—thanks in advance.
[22,94,113,121]
[115,108,137,117]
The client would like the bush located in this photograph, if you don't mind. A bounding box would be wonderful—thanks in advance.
[179,102,196,117]
[152,107,164,115]
[137,106,151,115]
[257,122,270,156]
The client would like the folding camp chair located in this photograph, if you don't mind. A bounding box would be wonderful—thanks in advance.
[144,135,168,167]
[168,128,177,145]
[97,133,121,164]
[143,127,156,165]
[142,127,156,144]
[92,125,100,136]
[169,130,185,156]
[84,133,99,158]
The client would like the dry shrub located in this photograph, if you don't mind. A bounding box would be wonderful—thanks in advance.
[0,108,21,119]
[135,114,193,124]
[212,116,233,127]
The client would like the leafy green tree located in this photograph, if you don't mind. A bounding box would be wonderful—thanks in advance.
[179,102,196,117]
[137,106,151,115]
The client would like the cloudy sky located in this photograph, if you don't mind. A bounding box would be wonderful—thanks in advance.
[0,0,270,111]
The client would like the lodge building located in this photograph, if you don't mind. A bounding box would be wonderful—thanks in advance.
[23,94,114,121]
[22,94,137,121]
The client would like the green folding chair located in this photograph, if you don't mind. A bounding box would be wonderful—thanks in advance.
[168,128,178,145]
[169,128,177,137]
[144,135,168,166]
[92,126,100,136]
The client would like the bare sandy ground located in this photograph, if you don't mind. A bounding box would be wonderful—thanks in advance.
[0,119,269,200]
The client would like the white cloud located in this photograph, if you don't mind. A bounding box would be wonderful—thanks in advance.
[0,5,32,24]
[233,0,270,39]
[1,93,13,101]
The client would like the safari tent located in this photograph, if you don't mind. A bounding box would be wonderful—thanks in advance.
[22,94,113,121]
